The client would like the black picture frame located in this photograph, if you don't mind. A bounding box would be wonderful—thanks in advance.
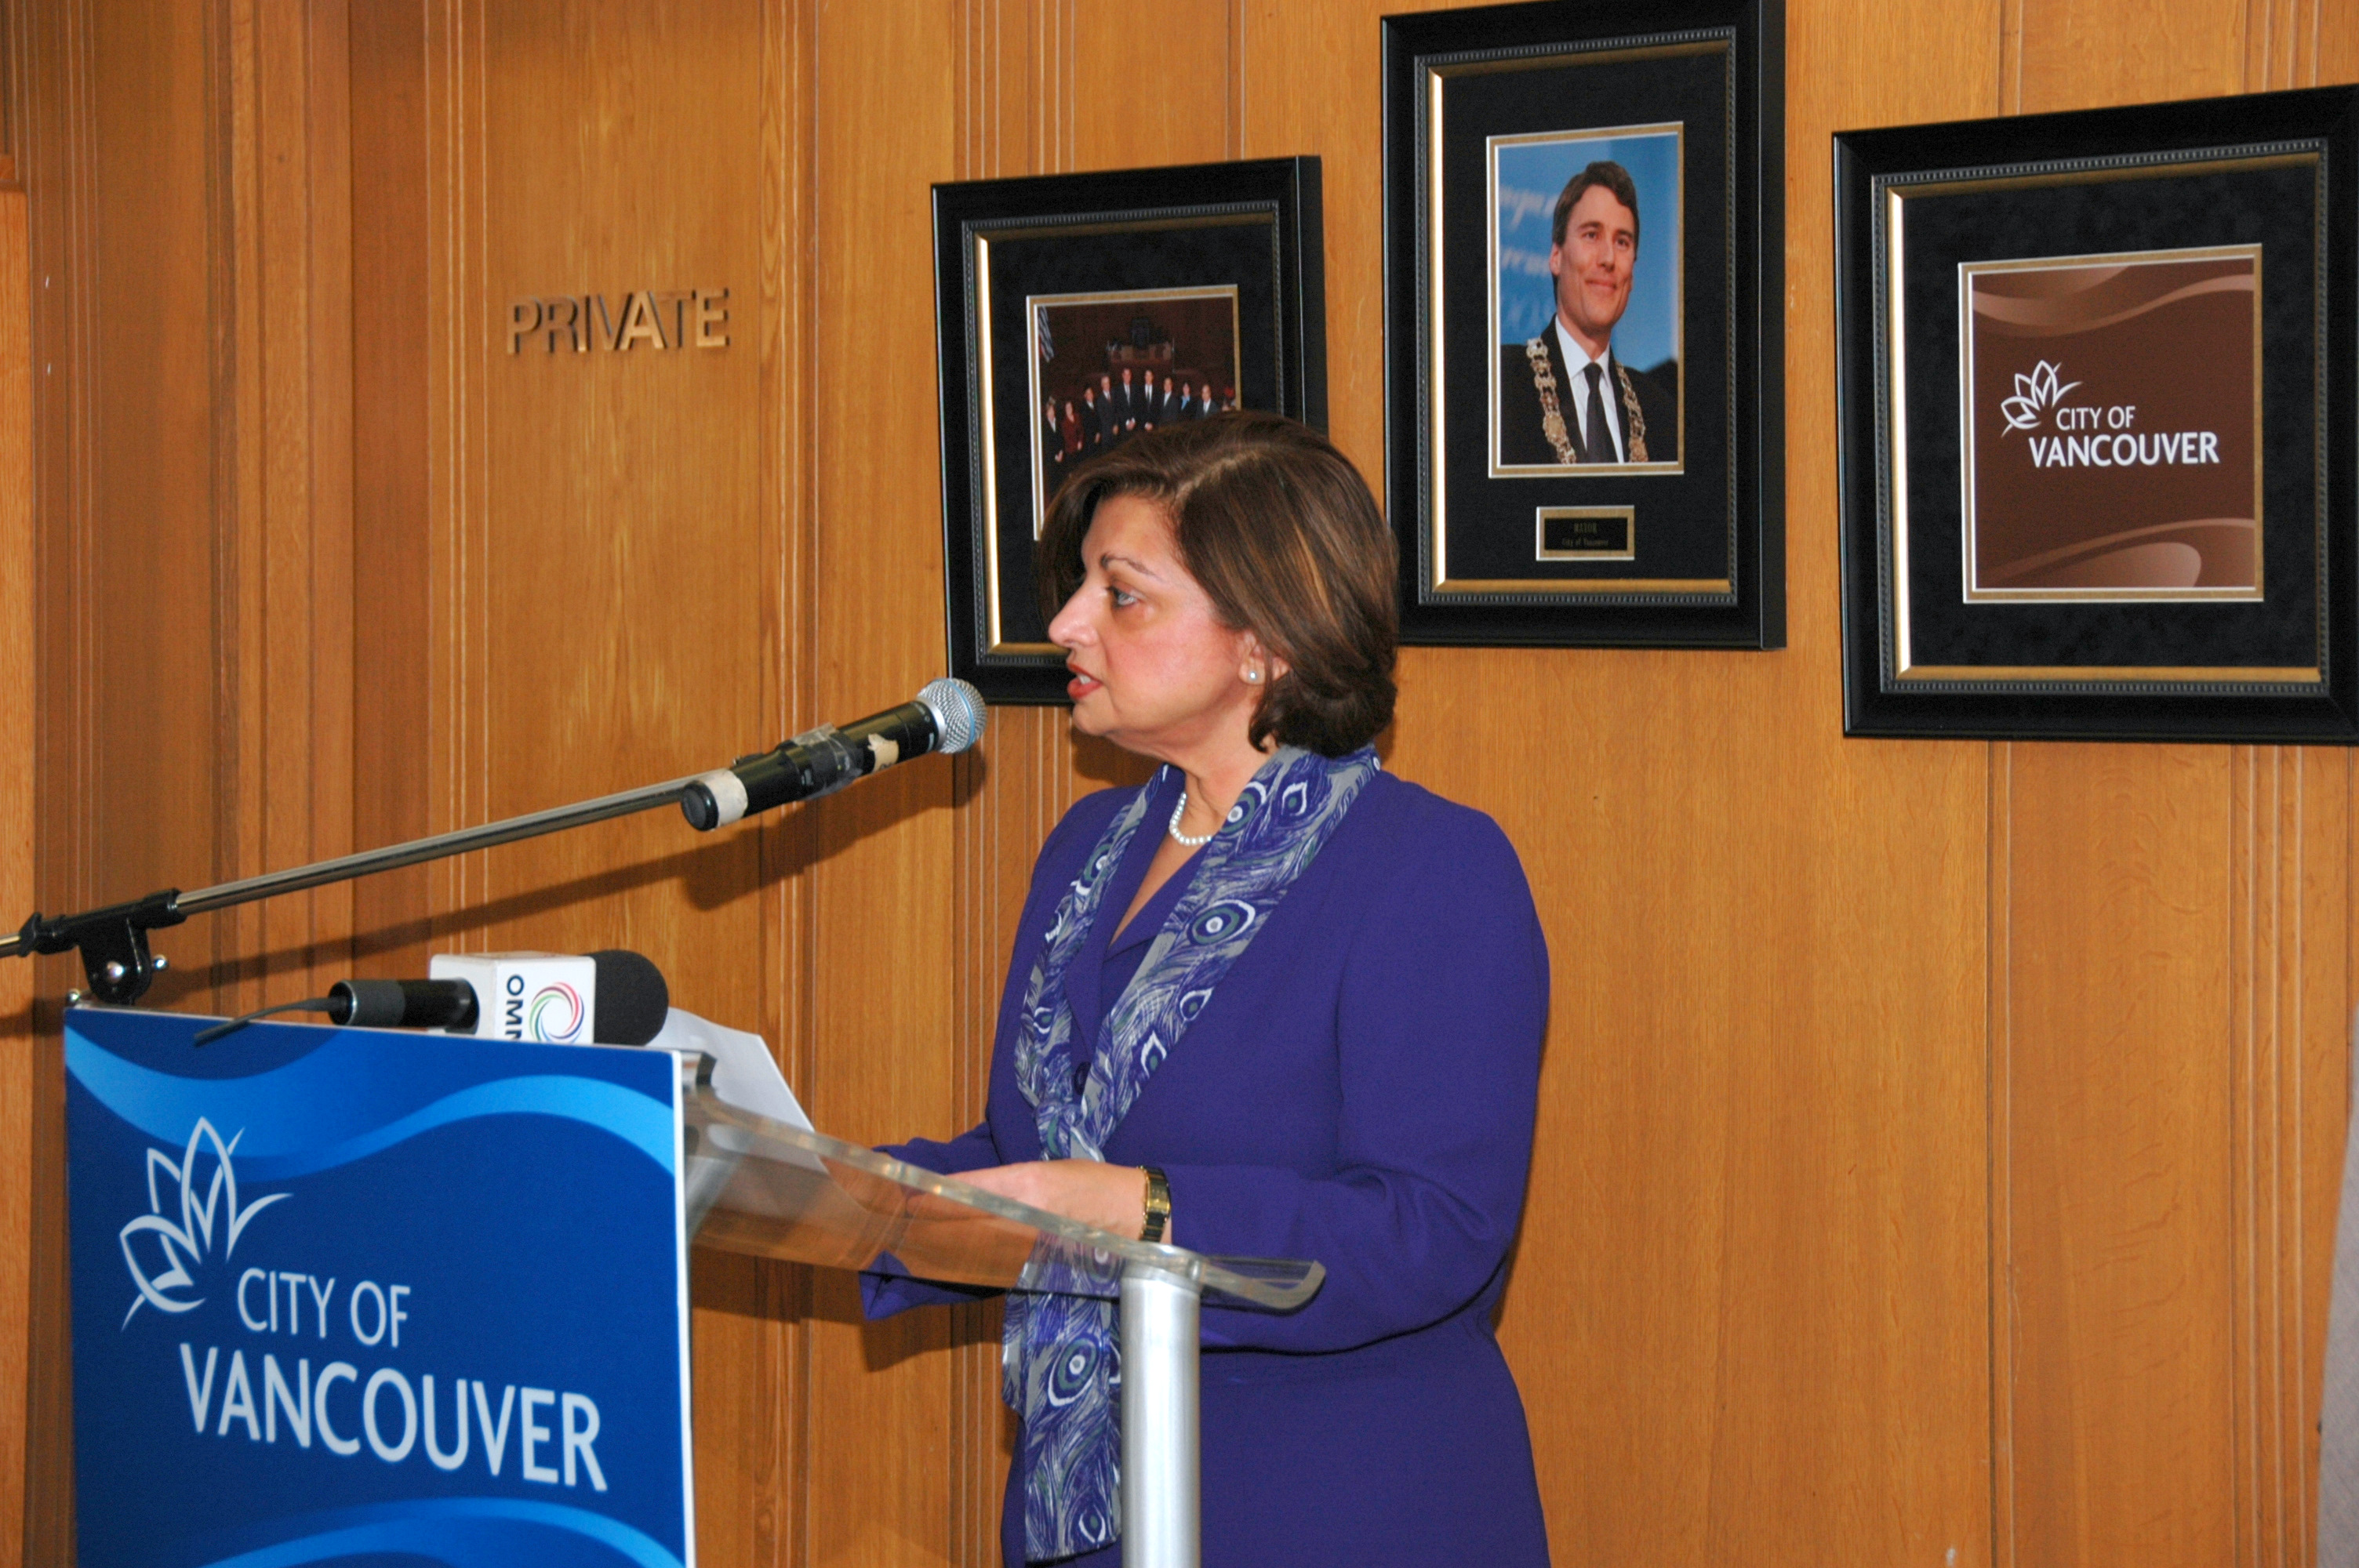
[1382,0,1783,649]
[935,158,1326,704]
[1835,88,2359,742]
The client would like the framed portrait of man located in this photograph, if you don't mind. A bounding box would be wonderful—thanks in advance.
[1492,128,1682,474]
[935,158,1325,702]
[1384,0,1783,648]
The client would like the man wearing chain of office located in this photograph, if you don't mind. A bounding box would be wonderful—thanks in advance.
[1497,159,1677,468]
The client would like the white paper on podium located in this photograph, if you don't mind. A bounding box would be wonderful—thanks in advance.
[648,1006,831,1208]
[647,1007,813,1131]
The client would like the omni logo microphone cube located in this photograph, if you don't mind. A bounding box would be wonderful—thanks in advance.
[426,953,598,1044]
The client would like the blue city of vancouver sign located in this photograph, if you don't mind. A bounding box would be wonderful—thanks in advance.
[66,1007,693,1568]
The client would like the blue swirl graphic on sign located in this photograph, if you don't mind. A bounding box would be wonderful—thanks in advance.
[67,1037,673,1176]
[187,1496,684,1568]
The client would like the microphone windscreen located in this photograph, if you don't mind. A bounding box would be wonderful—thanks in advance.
[918,677,987,755]
[590,949,671,1046]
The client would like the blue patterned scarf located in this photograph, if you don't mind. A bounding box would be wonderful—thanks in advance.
[1004,744,1379,1561]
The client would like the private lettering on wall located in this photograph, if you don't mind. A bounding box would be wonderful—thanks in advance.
[507,289,731,354]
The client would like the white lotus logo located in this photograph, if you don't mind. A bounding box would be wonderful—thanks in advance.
[2000,360,2081,436]
[119,1118,287,1328]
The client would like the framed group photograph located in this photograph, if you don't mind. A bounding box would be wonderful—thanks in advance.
[1836,85,2359,741]
[1383,0,1784,648]
[935,158,1326,703]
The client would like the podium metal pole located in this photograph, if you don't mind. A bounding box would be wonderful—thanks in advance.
[1120,1254,1202,1568]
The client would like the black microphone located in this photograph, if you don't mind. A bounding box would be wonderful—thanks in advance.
[679,678,987,831]
[193,949,671,1047]
[580,948,671,1046]
[194,983,467,1045]
[324,977,478,1031]
[337,949,670,1043]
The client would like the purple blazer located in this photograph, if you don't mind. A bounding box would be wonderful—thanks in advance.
[865,765,1551,1566]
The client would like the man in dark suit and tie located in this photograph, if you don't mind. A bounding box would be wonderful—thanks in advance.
[1093,373,1118,446]
[1114,367,1139,441]
[1497,160,1677,467]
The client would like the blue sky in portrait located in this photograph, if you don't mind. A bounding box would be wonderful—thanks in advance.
[1495,129,1681,374]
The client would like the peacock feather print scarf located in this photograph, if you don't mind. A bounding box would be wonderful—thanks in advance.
[1005,743,1379,1561]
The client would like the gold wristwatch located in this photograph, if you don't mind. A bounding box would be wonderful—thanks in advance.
[1140,1165,1172,1244]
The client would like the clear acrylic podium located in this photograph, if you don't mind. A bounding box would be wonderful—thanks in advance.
[674,1055,1325,1568]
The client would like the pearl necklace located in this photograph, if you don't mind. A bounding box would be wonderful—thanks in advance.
[1167,789,1215,848]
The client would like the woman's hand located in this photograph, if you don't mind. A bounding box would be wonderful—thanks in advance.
[957,1160,1160,1243]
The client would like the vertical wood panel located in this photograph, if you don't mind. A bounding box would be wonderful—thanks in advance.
[0,187,33,1568]
[347,0,433,975]
[422,0,485,929]
[19,0,93,1547]
[2016,0,2245,108]
[2006,744,2237,1566]
[259,0,355,1004]
[1070,0,1230,171]
[947,11,1047,1558]
[220,0,356,1013]
[218,0,267,1014]
[695,1,812,1562]
[1238,0,1390,465]
[806,3,964,1563]
[1988,742,2018,1568]
[84,0,219,982]
[2228,746,2350,1568]
[2244,0,2317,92]
[2325,1,2359,86]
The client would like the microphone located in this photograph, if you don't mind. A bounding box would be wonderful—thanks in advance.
[426,949,671,1046]
[193,949,672,1048]
[325,976,479,1032]
[680,677,986,831]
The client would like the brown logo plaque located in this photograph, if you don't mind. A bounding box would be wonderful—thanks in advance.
[1960,246,2261,602]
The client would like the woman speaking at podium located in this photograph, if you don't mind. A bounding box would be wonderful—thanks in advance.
[864,412,1550,1566]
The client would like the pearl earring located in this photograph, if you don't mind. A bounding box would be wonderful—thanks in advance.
[1243,666,1262,684]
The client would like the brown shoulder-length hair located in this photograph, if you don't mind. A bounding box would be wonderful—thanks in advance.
[1036,412,1398,757]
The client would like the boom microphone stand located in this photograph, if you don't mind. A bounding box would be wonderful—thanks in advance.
[2,679,985,1005]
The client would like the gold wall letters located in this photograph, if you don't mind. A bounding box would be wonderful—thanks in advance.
[506,289,731,354]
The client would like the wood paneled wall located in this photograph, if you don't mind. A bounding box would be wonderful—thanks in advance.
[6,1,2356,1564]
[0,177,35,1568]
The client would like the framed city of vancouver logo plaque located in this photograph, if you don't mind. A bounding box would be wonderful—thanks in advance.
[1837,86,2359,741]
[1963,249,2261,602]
[1382,0,1785,650]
